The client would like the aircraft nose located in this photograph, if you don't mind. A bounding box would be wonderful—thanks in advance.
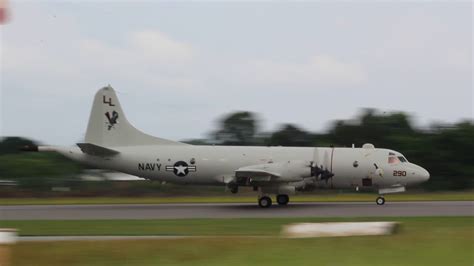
[419,168,430,182]
[409,164,430,184]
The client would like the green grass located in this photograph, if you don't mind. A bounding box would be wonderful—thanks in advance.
[1,191,473,205]
[0,216,471,237]
[7,217,474,266]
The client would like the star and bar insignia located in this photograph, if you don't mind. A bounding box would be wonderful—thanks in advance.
[166,161,197,177]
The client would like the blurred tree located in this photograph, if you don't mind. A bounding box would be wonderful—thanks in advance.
[0,152,82,179]
[0,136,36,155]
[418,121,474,190]
[1,111,473,193]
[0,137,82,190]
[326,111,473,190]
[213,111,259,145]
[329,109,416,148]
[268,124,313,147]
[181,139,210,145]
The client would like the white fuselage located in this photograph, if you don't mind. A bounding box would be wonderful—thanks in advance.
[32,86,431,207]
[53,145,430,192]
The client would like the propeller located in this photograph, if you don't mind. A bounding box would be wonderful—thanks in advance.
[310,148,334,183]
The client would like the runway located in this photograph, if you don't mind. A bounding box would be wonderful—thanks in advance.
[1,201,472,220]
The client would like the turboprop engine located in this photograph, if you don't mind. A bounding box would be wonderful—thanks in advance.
[235,148,334,185]
[289,178,317,192]
[310,147,334,183]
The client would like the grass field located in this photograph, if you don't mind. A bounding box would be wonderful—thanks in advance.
[0,191,473,205]
[6,217,474,266]
[0,216,471,236]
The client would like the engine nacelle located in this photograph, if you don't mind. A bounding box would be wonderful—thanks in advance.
[292,177,318,192]
[256,160,311,182]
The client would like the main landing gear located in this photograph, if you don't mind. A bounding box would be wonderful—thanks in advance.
[376,196,385,205]
[258,196,272,208]
[258,194,290,208]
[276,194,289,205]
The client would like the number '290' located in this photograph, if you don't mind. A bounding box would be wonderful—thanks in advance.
[393,170,407,176]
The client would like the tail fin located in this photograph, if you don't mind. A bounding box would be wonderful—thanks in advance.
[84,86,188,147]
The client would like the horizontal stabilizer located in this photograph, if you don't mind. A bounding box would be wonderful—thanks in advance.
[20,145,38,152]
[77,143,120,157]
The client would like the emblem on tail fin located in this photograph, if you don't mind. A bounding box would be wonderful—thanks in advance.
[105,111,119,130]
[103,95,115,106]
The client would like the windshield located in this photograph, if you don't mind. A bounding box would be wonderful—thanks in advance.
[388,152,408,164]
[398,156,407,163]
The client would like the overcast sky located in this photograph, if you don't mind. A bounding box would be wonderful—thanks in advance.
[1,1,472,145]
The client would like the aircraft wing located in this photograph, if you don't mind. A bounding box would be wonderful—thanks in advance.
[234,160,311,183]
[235,165,281,182]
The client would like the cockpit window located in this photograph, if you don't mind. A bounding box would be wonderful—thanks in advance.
[388,156,400,164]
[388,152,407,164]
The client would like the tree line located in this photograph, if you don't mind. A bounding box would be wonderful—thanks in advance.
[191,109,473,190]
[1,109,473,191]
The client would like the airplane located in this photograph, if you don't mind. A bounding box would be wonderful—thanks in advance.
[23,86,430,207]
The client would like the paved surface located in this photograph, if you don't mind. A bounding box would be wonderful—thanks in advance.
[1,201,472,220]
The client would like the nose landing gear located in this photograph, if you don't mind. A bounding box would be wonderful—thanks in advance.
[376,196,385,205]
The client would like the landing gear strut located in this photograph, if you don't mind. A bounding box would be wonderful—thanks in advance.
[258,196,272,208]
[227,184,238,194]
[376,196,385,205]
[276,194,289,205]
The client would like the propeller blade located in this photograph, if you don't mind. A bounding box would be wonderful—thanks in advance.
[310,148,320,177]
[320,170,334,182]
[311,148,335,183]
[312,148,319,167]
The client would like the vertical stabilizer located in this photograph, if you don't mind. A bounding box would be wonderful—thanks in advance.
[84,86,187,147]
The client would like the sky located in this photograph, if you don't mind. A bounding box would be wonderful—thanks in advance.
[1,1,472,145]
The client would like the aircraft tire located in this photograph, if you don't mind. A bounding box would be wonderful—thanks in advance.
[376,196,385,205]
[276,194,289,205]
[258,196,272,208]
